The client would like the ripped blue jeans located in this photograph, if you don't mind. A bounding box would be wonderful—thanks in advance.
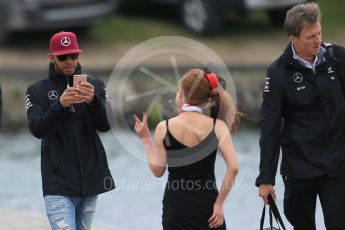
[44,195,98,230]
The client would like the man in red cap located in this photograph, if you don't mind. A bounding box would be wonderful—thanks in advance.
[26,31,115,230]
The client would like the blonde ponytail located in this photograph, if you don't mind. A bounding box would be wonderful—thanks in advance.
[211,89,240,133]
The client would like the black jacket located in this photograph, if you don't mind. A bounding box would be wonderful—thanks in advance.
[256,43,345,186]
[26,63,115,197]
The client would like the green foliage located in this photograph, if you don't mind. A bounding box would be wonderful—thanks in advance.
[147,103,164,128]
[88,1,344,43]
[318,0,345,38]
[90,15,188,42]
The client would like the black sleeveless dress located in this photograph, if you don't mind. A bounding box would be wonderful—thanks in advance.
[162,119,226,230]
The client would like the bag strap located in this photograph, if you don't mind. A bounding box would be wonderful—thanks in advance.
[260,205,279,230]
[260,205,277,230]
[260,204,265,229]
[260,204,266,230]
[268,195,287,230]
[325,43,338,76]
[324,43,345,95]
[324,43,334,59]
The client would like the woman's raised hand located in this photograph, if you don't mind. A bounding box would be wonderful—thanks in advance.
[133,112,150,140]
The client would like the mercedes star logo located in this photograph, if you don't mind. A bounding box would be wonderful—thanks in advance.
[48,90,58,100]
[293,72,303,83]
[61,37,71,47]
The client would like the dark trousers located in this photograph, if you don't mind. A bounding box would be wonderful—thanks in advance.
[283,171,345,230]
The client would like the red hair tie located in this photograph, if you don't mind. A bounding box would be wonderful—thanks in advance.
[205,73,219,91]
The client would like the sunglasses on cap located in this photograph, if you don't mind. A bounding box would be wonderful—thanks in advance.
[56,53,79,62]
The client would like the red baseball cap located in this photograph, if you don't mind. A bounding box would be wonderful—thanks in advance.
[50,31,82,56]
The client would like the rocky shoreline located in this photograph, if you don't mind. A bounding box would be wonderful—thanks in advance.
[0,66,264,133]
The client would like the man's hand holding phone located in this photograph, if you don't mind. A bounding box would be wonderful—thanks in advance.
[60,75,94,107]
[73,75,95,104]
[60,87,83,108]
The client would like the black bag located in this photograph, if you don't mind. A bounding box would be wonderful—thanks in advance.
[259,195,287,230]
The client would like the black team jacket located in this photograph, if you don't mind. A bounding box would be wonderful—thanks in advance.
[26,63,115,197]
[256,43,345,186]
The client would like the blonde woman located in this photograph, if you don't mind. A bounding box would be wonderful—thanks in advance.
[134,69,239,229]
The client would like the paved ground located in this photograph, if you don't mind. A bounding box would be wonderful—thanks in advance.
[0,209,113,230]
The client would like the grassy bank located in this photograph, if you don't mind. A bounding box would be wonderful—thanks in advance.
[89,0,345,43]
